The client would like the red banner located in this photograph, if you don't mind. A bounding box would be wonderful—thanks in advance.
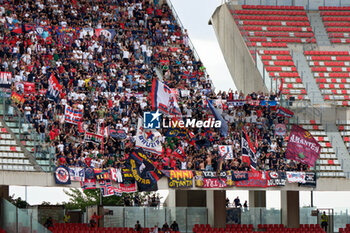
[235,171,268,187]
[11,92,25,104]
[285,125,321,167]
[114,183,137,193]
[23,82,35,94]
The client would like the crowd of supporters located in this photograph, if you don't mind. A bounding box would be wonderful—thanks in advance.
[0,0,309,174]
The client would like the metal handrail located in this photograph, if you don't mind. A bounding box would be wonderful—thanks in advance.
[2,97,54,172]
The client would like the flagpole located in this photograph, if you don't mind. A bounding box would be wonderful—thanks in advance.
[101,121,105,154]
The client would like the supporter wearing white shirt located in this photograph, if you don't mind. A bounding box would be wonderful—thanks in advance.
[123,50,130,59]
[250,112,258,123]
[270,141,277,152]
[77,102,84,110]
[91,104,97,112]
[57,142,64,152]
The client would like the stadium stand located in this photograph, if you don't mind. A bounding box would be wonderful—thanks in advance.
[0,121,35,171]
[0,0,314,175]
[233,5,316,47]
[298,120,344,177]
[339,224,350,233]
[319,6,350,43]
[337,121,350,151]
[305,51,350,105]
[258,50,308,101]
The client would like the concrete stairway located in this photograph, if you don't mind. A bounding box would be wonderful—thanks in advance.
[0,120,38,171]
[291,51,325,105]
[323,120,350,178]
[308,12,331,47]
[0,103,51,172]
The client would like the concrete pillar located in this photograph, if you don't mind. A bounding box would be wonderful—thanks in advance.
[206,190,226,228]
[166,190,206,207]
[281,191,300,228]
[166,190,226,228]
[0,185,9,200]
[248,191,266,208]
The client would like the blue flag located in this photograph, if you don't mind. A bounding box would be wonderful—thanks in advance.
[126,149,163,191]
[207,98,228,137]
[54,166,71,185]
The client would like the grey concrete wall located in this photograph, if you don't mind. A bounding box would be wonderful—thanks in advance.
[249,190,266,208]
[281,191,300,228]
[176,190,207,207]
[0,185,9,200]
[207,190,226,228]
[211,4,268,94]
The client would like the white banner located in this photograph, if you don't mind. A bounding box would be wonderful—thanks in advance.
[286,172,306,183]
[219,145,234,160]
[135,118,162,154]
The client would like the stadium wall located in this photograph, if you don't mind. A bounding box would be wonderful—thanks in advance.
[210,4,268,95]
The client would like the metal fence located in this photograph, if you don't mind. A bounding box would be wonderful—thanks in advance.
[0,198,51,233]
[100,206,207,233]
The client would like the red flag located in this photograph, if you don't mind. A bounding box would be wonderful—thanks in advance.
[78,122,85,133]
[285,125,321,167]
[173,146,186,161]
[23,82,36,94]
[242,129,257,170]
[278,78,284,96]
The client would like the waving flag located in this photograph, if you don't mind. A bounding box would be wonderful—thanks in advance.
[11,92,25,104]
[286,125,321,167]
[165,117,194,140]
[276,106,294,118]
[47,73,62,102]
[242,129,257,170]
[0,72,12,89]
[56,27,79,46]
[84,132,103,144]
[207,98,228,137]
[23,82,35,94]
[151,79,181,116]
[126,149,163,191]
[218,145,234,160]
[173,146,186,161]
[65,105,83,124]
[95,29,116,42]
[135,118,163,154]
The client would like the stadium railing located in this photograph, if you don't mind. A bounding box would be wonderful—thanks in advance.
[1,96,54,172]
[0,198,51,233]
